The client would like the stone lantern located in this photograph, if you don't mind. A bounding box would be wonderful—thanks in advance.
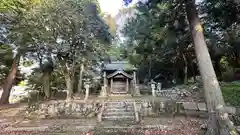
[150,79,156,97]
[84,79,90,100]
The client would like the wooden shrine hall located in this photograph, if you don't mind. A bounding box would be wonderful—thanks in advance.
[99,61,141,97]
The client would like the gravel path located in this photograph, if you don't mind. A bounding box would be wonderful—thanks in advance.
[0,116,206,135]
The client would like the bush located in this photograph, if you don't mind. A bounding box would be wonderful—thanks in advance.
[222,70,235,82]
[221,81,240,107]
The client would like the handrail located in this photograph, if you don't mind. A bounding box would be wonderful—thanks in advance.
[98,101,105,123]
[133,101,140,123]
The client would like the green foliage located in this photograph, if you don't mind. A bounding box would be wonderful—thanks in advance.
[122,0,194,81]
[102,13,117,37]
[121,0,240,83]
[23,0,112,94]
[222,72,235,82]
[221,81,240,106]
[200,0,240,68]
[0,44,13,84]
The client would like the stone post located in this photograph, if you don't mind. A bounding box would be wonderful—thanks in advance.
[84,81,90,100]
[133,71,137,86]
[157,83,162,91]
[99,71,107,97]
[110,78,113,94]
[151,81,156,97]
[135,85,141,96]
[99,86,107,97]
[133,71,141,96]
[126,78,129,93]
[103,71,107,87]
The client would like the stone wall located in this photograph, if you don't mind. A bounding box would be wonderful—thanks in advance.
[134,100,179,117]
[28,100,102,118]
[134,100,155,117]
[27,99,208,119]
[134,100,207,117]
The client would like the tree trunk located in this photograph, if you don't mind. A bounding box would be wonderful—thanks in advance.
[173,61,178,84]
[77,63,84,95]
[174,59,181,84]
[58,57,75,100]
[64,71,73,100]
[0,53,21,105]
[190,61,197,82]
[148,55,152,80]
[42,71,51,100]
[214,56,222,81]
[182,54,188,84]
[185,0,226,134]
[73,72,78,93]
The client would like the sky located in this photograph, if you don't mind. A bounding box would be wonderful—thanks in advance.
[98,0,203,41]
[98,0,140,16]
[99,0,203,16]
[98,0,124,16]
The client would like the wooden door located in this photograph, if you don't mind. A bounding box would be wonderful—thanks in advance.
[112,80,127,94]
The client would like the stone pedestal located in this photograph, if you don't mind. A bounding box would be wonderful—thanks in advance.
[151,83,156,97]
[157,83,162,91]
[99,86,107,97]
[134,85,141,96]
[84,84,90,100]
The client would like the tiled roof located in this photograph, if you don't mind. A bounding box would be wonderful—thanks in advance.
[106,70,133,79]
[103,61,136,71]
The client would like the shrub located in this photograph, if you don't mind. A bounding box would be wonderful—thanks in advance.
[221,81,240,107]
[222,70,235,82]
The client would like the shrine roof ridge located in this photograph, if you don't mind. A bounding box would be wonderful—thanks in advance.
[102,60,137,71]
[106,70,133,79]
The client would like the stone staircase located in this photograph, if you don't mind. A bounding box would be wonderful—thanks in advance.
[101,100,137,123]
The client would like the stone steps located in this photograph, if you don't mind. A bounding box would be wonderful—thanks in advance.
[104,106,134,110]
[102,115,135,120]
[106,100,134,103]
[104,109,134,113]
[101,100,136,122]
[105,103,133,107]
[103,112,134,116]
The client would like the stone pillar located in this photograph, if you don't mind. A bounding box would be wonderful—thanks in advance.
[157,83,162,91]
[135,85,141,96]
[110,78,113,94]
[133,71,141,96]
[99,71,107,97]
[99,86,107,97]
[133,71,137,85]
[126,78,129,93]
[103,71,107,87]
[84,83,90,100]
[151,82,156,97]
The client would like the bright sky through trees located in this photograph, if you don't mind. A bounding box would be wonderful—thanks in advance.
[99,0,202,16]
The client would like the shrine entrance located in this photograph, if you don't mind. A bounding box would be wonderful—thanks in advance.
[108,72,131,94]
[111,78,127,94]
[99,61,141,97]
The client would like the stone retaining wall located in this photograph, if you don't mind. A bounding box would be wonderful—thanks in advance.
[134,100,208,117]
[28,100,102,118]
[27,99,240,123]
